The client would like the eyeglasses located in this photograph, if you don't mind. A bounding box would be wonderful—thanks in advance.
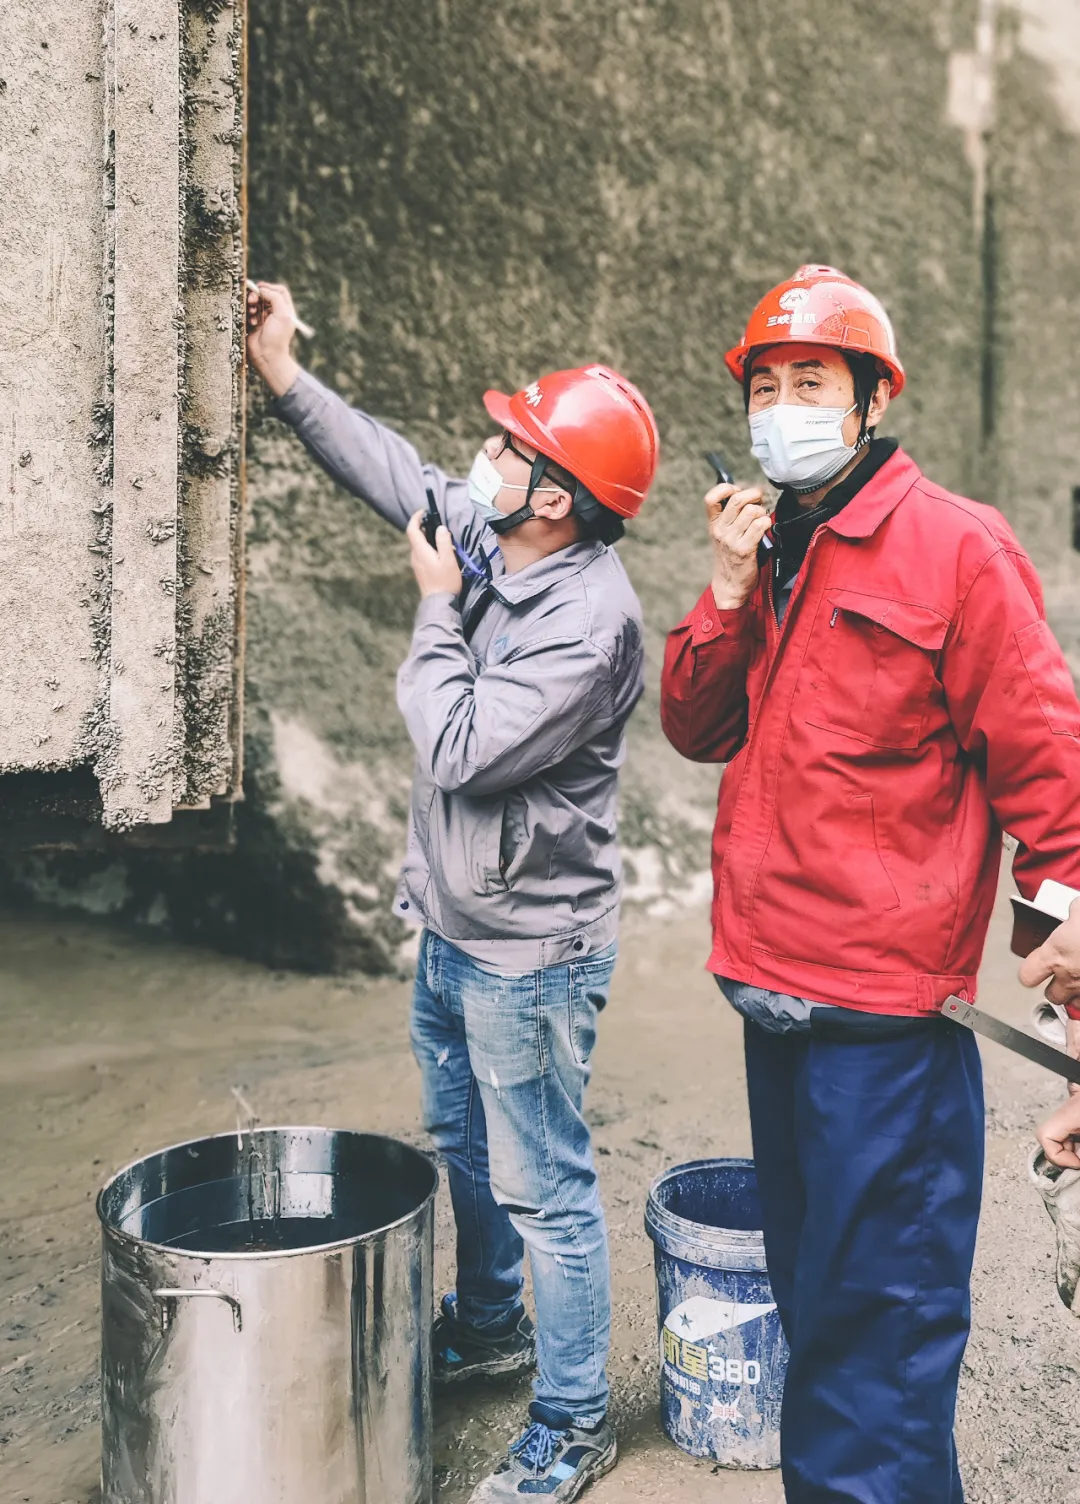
[496,432,536,467]
[494,432,562,493]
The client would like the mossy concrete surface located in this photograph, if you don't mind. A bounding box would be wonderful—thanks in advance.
[5,0,1080,969]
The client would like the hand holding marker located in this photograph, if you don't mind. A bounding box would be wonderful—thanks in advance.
[247,283,503,604]
[246,278,315,339]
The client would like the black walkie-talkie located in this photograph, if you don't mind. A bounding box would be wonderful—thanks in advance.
[705,448,774,555]
[704,450,735,488]
[421,487,442,548]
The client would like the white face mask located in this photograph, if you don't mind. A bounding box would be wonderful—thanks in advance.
[466,447,561,530]
[467,449,509,527]
[749,403,860,492]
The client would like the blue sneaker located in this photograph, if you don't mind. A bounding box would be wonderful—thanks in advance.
[433,1293,536,1387]
[468,1402,617,1502]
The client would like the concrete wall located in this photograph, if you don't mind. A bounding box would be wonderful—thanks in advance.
[4,0,1080,968]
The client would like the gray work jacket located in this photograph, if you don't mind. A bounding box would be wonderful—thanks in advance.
[276,371,645,970]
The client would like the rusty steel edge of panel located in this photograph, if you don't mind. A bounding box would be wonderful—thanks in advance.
[174,0,247,811]
[232,0,249,805]
[103,0,182,829]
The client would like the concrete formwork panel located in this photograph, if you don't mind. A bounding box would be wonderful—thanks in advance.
[107,0,182,827]
[175,0,247,811]
[0,0,246,836]
[0,2,107,773]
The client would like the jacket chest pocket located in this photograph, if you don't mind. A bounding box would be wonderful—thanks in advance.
[805,590,949,749]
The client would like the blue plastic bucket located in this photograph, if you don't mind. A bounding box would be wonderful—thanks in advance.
[645,1157,788,1469]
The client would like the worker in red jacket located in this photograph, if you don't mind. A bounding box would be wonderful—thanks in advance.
[660,264,1080,1502]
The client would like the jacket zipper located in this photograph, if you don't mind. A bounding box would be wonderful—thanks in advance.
[763,527,828,667]
[728,527,831,952]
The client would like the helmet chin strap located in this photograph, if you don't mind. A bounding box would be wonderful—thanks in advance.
[486,503,535,535]
[486,452,549,535]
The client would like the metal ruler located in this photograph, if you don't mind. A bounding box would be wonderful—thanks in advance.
[941,995,1080,1086]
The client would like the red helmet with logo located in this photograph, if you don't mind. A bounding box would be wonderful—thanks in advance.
[724,264,905,397]
[483,365,660,520]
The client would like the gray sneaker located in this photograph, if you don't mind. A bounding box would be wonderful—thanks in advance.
[468,1403,617,1503]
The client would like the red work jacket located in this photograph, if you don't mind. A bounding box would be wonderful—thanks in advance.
[660,448,1080,1015]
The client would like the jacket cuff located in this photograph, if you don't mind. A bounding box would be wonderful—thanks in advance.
[273,367,328,427]
[413,592,461,629]
[691,588,753,645]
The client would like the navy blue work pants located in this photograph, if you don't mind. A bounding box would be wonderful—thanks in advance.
[743,1016,984,1503]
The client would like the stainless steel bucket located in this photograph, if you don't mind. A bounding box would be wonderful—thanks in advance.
[97,1127,437,1504]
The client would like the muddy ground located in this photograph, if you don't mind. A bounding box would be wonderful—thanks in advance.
[1,874,1077,1503]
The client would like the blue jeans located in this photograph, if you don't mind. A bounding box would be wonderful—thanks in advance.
[409,929,614,1422]
[744,1016,984,1502]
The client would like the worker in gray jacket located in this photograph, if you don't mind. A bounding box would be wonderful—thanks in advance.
[247,282,660,1504]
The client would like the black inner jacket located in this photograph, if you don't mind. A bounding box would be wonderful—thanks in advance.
[767,436,899,599]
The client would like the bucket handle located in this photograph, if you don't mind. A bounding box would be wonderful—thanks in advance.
[153,1288,242,1334]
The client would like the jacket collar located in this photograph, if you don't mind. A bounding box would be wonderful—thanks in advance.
[825,447,921,540]
[488,539,605,604]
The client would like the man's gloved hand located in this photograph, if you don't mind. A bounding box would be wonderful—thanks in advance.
[407,511,463,599]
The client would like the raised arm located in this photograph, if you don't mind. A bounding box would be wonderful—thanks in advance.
[246,281,480,544]
[274,369,474,536]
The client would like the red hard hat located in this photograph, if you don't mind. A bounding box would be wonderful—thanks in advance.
[483,365,660,520]
[724,264,906,397]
